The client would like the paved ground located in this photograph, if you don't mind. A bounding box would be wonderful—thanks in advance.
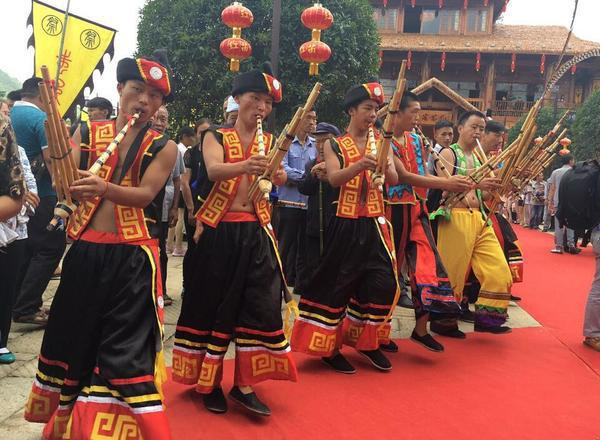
[0,252,540,439]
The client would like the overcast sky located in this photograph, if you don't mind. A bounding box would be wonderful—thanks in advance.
[2,0,599,104]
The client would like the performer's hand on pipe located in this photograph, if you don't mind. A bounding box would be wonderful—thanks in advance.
[70,170,109,201]
[243,155,269,176]
[443,175,473,193]
[356,154,377,172]
[477,177,502,192]
[24,191,40,209]
[273,164,287,186]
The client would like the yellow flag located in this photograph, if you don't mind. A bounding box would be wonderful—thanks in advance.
[27,0,116,117]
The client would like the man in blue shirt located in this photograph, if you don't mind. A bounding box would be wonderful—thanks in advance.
[10,77,66,325]
[277,109,317,295]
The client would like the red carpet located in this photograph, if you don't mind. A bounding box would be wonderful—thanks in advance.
[164,227,600,440]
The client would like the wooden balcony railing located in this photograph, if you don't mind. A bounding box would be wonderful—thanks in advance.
[493,100,536,118]
[466,98,484,110]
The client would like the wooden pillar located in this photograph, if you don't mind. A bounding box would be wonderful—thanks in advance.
[421,53,431,84]
[484,56,496,113]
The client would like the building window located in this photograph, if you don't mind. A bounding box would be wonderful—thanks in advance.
[421,9,460,35]
[466,8,489,33]
[496,83,543,102]
[373,8,398,32]
[446,81,481,99]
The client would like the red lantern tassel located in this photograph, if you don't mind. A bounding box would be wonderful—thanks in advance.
[540,54,546,75]
[441,51,446,72]
[464,0,469,9]
[407,50,412,70]
[439,0,444,8]
[484,0,489,5]
[475,52,481,72]
[411,0,416,7]
[511,53,516,73]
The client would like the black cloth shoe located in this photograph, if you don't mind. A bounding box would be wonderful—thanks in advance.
[358,349,392,371]
[203,387,227,413]
[229,386,271,416]
[379,340,398,353]
[430,322,466,339]
[510,295,522,302]
[567,246,582,255]
[322,353,356,374]
[459,308,476,323]
[474,324,512,334]
[410,330,444,352]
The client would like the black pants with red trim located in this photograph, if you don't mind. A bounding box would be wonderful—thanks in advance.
[25,238,169,440]
[390,203,460,320]
[172,220,297,394]
[291,216,397,357]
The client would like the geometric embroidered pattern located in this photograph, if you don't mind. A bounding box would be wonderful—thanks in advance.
[91,412,143,440]
[251,353,289,377]
[308,332,337,353]
[335,134,384,218]
[198,128,273,227]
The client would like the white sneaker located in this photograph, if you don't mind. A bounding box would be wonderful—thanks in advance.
[550,247,564,254]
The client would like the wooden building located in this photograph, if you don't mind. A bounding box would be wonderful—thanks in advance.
[374,0,600,128]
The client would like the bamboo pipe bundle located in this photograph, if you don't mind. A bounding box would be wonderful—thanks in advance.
[39,65,80,231]
[248,82,321,203]
[372,60,407,192]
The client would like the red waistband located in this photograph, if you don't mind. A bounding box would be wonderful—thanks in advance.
[357,204,382,218]
[80,228,158,246]
[222,212,258,222]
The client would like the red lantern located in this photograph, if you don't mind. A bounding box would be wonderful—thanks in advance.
[484,0,489,5]
[559,137,572,155]
[463,0,469,9]
[220,2,254,72]
[300,3,334,76]
[407,50,413,70]
[571,63,577,75]
[382,0,388,7]
[540,54,546,75]
[411,0,416,7]
[441,51,446,72]
[439,0,444,8]
[300,41,332,75]
[475,52,481,72]
[220,38,252,72]
[511,53,516,73]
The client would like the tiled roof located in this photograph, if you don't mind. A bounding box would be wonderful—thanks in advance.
[380,25,600,55]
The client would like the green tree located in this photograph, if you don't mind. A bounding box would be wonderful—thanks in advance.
[137,0,380,132]
[572,90,600,161]
[507,106,574,176]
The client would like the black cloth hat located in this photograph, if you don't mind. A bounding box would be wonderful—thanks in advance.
[117,49,174,102]
[87,97,113,113]
[343,82,385,113]
[231,62,282,104]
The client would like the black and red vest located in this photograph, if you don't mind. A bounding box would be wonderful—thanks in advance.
[67,119,168,242]
[196,127,274,227]
[330,133,385,218]
[386,132,428,205]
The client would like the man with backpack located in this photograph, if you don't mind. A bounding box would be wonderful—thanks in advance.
[549,153,578,254]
